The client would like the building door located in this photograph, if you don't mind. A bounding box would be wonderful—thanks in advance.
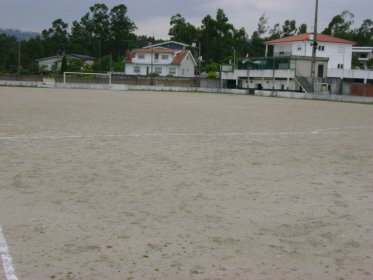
[317,64,324,78]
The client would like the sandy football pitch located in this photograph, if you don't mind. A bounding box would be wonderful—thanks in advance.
[0,87,372,280]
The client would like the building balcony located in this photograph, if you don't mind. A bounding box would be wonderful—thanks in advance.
[221,69,295,80]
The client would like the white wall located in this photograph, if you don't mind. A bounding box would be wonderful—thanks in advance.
[132,52,175,64]
[38,58,59,71]
[126,52,195,77]
[274,41,353,70]
[242,79,297,91]
[125,64,182,77]
[179,54,195,77]
[273,43,293,56]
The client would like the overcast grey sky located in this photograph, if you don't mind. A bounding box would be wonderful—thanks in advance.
[0,0,372,39]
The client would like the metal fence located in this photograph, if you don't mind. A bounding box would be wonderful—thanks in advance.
[238,57,291,70]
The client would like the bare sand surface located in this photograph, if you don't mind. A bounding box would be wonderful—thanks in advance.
[0,87,372,280]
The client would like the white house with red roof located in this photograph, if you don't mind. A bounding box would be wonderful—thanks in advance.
[124,47,196,77]
[264,33,356,71]
[221,33,373,94]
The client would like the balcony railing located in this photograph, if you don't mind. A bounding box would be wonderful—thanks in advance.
[238,57,291,70]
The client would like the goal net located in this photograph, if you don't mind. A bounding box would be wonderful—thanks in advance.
[63,72,112,85]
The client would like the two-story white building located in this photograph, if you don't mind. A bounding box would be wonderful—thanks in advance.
[124,47,196,77]
[265,33,355,70]
[264,33,373,84]
[221,33,373,93]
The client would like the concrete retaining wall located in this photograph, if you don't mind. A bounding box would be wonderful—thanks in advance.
[0,80,40,87]
[1,80,372,103]
[255,90,373,103]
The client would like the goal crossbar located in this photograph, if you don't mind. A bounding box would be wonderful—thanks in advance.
[63,72,112,85]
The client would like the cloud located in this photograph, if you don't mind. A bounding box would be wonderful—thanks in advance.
[0,0,372,37]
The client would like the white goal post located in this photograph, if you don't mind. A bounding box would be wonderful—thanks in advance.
[63,72,112,86]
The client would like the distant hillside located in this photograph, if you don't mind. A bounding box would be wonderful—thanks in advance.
[0,28,39,41]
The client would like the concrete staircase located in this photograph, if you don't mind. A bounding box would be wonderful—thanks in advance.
[296,76,313,93]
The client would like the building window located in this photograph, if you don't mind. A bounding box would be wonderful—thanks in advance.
[337,64,344,69]
[169,67,176,75]
[297,45,302,51]
[155,54,159,60]
[134,65,141,73]
[155,67,162,74]
[318,45,325,51]
[161,54,169,60]
[138,54,145,59]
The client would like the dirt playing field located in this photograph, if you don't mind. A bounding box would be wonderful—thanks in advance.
[0,87,372,280]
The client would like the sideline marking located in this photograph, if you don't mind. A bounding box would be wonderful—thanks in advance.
[0,126,372,141]
[0,226,18,280]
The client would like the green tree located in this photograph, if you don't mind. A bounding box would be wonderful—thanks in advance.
[268,23,282,40]
[298,23,308,34]
[351,53,359,69]
[41,19,69,56]
[249,14,268,57]
[71,3,111,58]
[109,4,137,58]
[60,55,67,73]
[0,34,18,73]
[112,57,124,72]
[200,9,247,63]
[322,10,354,38]
[67,60,85,72]
[353,19,373,45]
[282,20,297,37]
[256,14,269,37]
[22,36,44,73]
[367,58,373,69]
[168,14,199,44]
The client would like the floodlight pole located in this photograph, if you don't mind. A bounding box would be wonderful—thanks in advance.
[17,42,21,80]
[311,0,319,93]
[198,41,201,87]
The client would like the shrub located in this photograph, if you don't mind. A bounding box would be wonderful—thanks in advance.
[148,72,160,77]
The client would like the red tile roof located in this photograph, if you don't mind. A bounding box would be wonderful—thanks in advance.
[265,33,356,45]
[124,52,134,63]
[171,50,188,65]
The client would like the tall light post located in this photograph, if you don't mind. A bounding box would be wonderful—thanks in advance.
[311,0,319,93]
[232,47,236,69]
[194,41,202,87]
[17,42,21,80]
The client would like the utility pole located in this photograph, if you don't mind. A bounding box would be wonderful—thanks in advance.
[17,42,21,80]
[110,53,112,73]
[98,41,101,72]
[311,0,319,93]
[56,49,60,81]
[232,47,236,70]
[151,42,154,86]
[198,42,201,87]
